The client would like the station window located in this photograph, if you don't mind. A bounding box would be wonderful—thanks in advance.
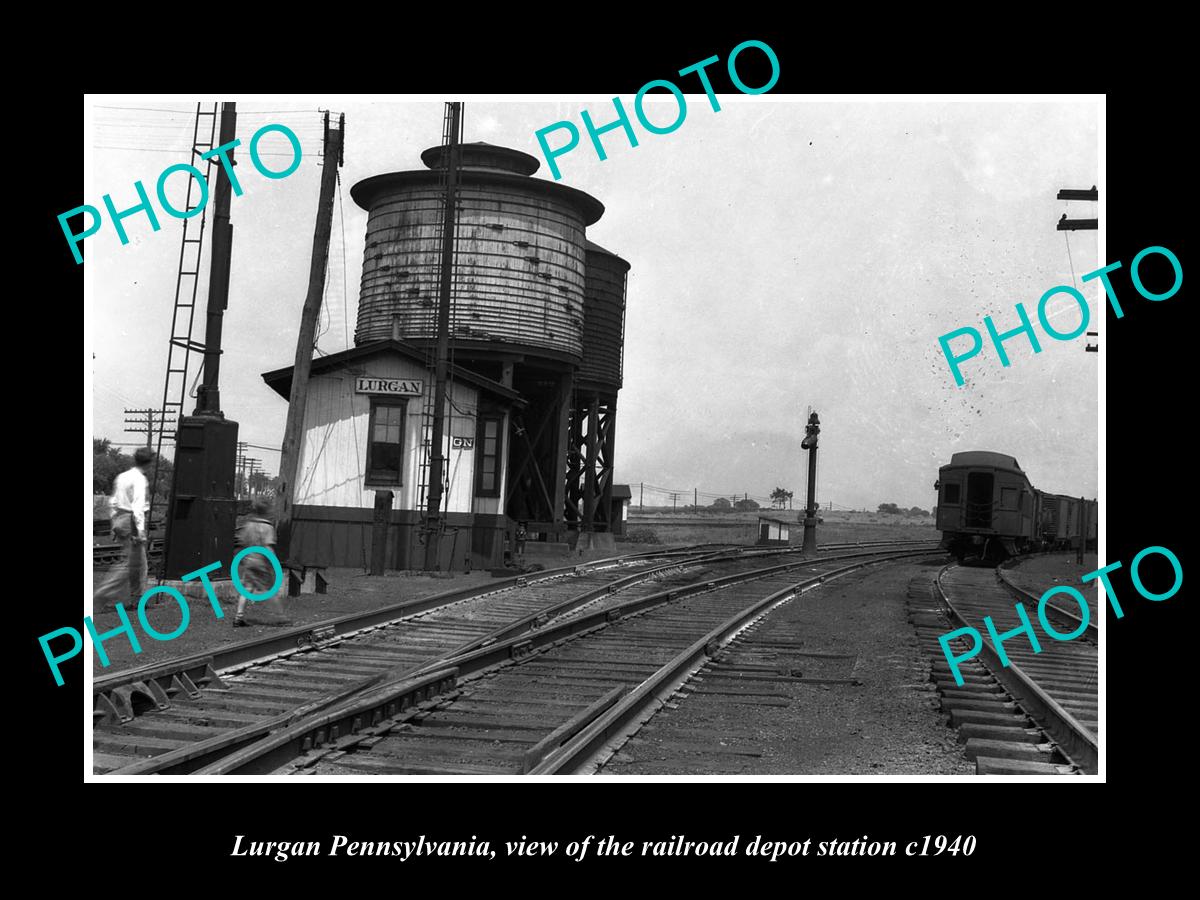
[942,482,961,505]
[366,399,406,486]
[1000,487,1018,510]
[475,414,504,497]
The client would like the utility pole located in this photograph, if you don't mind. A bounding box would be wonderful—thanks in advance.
[1076,496,1087,564]
[639,482,643,513]
[245,458,262,495]
[124,408,175,448]
[1057,187,1099,351]
[671,492,678,512]
[1056,185,1098,230]
[694,487,697,510]
[423,102,463,572]
[801,411,820,554]
[276,112,345,565]
[235,441,248,499]
[163,102,240,579]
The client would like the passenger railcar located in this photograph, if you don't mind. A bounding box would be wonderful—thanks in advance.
[934,451,1038,559]
[934,451,1097,560]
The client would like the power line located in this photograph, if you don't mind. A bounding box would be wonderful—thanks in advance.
[94,105,322,115]
[92,145,312,157]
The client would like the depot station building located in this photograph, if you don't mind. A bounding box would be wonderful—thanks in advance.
[262,142,630,571]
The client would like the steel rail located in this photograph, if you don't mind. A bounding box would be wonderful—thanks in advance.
[996,558,1097,641]
[935,564,1098,775]
[198,546,943,775]
[105,545,754,774]
[92,544,726,701]
[93,539,935,700]
[529,549,940,774]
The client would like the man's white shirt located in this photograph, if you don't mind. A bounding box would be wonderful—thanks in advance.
[110,467,148,537]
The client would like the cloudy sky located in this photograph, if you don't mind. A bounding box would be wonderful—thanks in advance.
[86,96,1099,511]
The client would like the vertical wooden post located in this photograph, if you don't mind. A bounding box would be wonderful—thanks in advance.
[371,490,393,575]
[551,371,573,538]
[583,394,598,530]
[1076,496,1086,564]
[275,113,344,564]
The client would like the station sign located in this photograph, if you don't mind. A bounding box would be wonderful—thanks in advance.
[355,376,423,396]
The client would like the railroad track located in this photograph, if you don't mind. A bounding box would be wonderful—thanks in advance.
[93,539,164,567]
[93,539,938,775]
[997,557,1097,642]
[917,562,1098,775]
[176,544,942,775]
[94,545,722,774]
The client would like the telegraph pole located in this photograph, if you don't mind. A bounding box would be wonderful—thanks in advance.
[423,101,463,572]
[801,411,820,554]
[235,441,247,499]
[1077,496,1087,564]
[124,408,175,448]
[1057,187,1099,352]
[276,112,345,564]
[1056,184,1098,230]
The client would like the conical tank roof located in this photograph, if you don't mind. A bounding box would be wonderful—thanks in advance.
[420,141,541,176]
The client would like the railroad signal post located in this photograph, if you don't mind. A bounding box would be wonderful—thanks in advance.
[163,103,240,581]
[801,411,820,554]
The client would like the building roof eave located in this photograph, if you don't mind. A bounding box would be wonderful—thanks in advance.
[260,339,526,406]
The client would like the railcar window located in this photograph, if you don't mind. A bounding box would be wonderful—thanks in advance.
[1001,487,1018,510]
[366,399,406,486]
[942,482,961,504]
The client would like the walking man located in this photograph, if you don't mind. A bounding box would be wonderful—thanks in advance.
[95,447,155,611]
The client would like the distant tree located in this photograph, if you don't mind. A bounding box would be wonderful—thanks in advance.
[877,502,902,515]
[907,506,929,517]
[93,440,130,495]
[711,497,732,511]
[734,498,760,512]
[770,487,794,510]
[93,437,174,505]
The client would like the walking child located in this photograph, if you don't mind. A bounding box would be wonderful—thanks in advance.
[232,498,289,627]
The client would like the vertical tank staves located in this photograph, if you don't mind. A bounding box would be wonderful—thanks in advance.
[349,141,629,537]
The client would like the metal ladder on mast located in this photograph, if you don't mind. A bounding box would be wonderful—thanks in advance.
[415,103,463,544]
[147,103,220,532]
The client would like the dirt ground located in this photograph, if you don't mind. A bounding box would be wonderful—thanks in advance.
[627,517,939,547]
[1004,552,1099,619]
[603,558,974,775]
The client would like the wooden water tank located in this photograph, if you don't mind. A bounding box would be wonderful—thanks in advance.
[581,241,630,392]
[351,143,605,366]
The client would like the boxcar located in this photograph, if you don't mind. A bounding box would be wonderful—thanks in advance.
[1038,493,1098,551]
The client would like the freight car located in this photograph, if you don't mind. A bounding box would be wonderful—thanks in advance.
[933,451,1096,561]
[1039,493,1098,552]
